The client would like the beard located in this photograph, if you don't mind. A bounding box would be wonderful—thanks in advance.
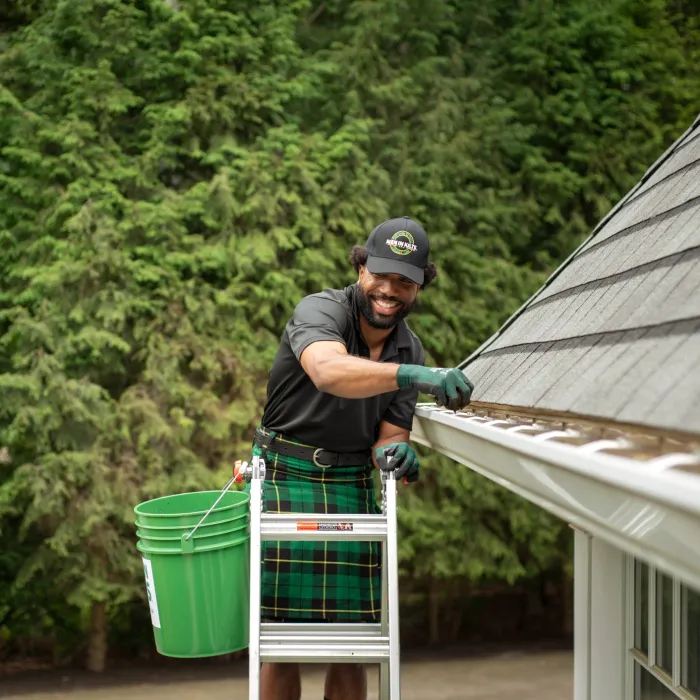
[356,284,415,329]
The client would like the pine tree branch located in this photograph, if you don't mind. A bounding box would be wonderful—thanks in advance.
[306,2,325,26]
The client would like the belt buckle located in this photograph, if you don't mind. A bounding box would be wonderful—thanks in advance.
[313,448,331,468]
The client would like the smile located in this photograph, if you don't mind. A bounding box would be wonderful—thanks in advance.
[372,297,401,311]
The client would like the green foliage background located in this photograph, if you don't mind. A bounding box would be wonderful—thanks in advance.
[0,0,698,668]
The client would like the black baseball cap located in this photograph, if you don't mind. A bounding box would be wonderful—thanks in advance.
[364,217,430,286]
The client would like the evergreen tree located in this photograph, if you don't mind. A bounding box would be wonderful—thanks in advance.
[1,0,698,664]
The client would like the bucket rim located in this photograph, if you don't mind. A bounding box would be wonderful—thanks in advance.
[133,489,250,519]
[135,522,249,542]
[136,532,250,555]
[134,511,249,531]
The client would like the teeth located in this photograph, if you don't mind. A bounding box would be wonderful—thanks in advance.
[374,299,399,309]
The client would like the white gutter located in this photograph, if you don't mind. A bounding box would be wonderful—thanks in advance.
[411,404,700,592]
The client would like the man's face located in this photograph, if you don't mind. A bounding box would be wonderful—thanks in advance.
[357,266,420,329]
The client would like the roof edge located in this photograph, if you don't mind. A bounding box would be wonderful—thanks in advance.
[411,403,700,590]
[460,112,700,370]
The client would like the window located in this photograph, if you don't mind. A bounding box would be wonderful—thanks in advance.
[656,572,673,675]
[629,557,700,699]
[636,560,649,656]
[635,663,680,700]
[682,586,700,696]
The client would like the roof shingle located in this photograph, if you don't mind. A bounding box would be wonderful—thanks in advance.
[463,114,700,434]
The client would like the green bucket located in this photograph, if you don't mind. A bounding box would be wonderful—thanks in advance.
[135,490,251,658]
[134,490,249,528]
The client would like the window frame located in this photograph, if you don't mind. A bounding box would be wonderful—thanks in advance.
[627,555,698,700]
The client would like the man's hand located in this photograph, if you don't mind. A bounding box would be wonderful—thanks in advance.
[397,365,474,411]
[375,442,420,483]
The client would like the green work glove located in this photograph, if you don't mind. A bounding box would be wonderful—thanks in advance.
[375,442,420,483]
[396,364,474,412]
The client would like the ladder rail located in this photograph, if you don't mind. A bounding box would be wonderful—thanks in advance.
[380,497,390,699]
[248,471,263,698]
[385,472,401,698]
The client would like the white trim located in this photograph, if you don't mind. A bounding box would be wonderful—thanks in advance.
[650,567,657,669]
[590,538,626,699]
[626,555,636,700]
[574,529,592,700]
[411,406,700,591]
[681,585,689,690]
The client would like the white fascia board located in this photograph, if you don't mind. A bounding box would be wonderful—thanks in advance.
[411,405,700,592]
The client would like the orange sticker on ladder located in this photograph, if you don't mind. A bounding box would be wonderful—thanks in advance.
[296,522,354,531]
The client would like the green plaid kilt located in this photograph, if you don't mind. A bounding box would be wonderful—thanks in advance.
[247,431,382,622]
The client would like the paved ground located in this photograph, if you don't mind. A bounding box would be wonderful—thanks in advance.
[0,646,572,699]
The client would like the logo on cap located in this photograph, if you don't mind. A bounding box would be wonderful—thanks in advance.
[385,231,418,256]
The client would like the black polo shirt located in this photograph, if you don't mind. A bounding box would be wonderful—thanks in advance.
[260,284,425,453]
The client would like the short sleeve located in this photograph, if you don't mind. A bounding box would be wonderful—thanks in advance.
[381,343,425,431]
[381,385,420,431]
[286,294,348,360]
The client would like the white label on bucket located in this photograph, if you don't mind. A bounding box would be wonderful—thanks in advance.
[142,558,161,628]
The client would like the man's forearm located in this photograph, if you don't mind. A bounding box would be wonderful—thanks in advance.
[313,354,400,398]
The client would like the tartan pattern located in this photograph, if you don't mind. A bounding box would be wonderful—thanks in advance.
[248,430,382,622]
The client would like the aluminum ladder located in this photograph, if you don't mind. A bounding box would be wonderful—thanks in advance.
[237,455,401,700]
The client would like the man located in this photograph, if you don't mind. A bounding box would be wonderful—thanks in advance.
[250,217,474,700]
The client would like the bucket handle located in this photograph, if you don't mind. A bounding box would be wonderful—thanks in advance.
[182,476,236,550]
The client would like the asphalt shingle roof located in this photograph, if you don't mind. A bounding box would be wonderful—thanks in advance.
[462,114,700,435]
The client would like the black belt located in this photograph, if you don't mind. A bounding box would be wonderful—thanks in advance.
[254,428,371,468]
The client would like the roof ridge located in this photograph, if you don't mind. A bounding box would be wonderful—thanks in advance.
[460,112,700,370]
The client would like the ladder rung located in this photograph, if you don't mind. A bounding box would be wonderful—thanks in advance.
[262,635,388,645]
[263,514,387,523]
[261,513,387,541]
[259,641,390,663]
[260,622,383,637]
